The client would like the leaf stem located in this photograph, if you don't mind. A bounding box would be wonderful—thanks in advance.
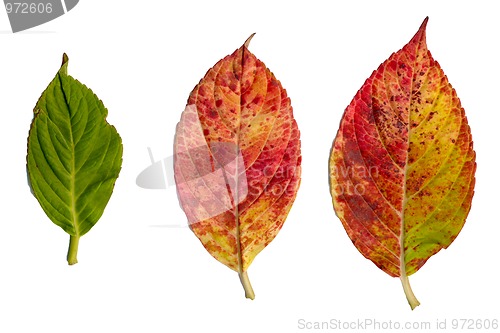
[239,271,255,300]
[67,235,80,265]
[400,274,420,310]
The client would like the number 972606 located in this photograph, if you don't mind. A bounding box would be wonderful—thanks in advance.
[5,2,53,14]
[451,319,498,330]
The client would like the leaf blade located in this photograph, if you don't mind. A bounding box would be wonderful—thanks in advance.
[27,54,123,264]
[329,18,475,308]
[174,37,301,298]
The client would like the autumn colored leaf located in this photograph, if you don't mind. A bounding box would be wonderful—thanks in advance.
[329,18,476,309]
[174,35,301,299]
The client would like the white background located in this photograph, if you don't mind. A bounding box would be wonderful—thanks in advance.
[1,1,498,332]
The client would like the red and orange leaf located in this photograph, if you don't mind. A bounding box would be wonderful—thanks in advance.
[329,18,475,309]
[174,35,301,299]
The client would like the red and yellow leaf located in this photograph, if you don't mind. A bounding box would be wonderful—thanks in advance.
[329,18,476,309]
[174,35,301,299]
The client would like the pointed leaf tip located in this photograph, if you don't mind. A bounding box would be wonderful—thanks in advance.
[410,17,429,45]
[60,53,69,75]
[421,16,429,28]
[419,16,429,34]
[62,53,68,65]
[244,33,256,48]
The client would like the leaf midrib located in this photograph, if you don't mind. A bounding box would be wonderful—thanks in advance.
[235,48,244,275]
[399,39,422,280]
[58,72,80,238]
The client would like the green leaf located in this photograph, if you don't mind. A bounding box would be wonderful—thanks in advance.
[27,53,123,265]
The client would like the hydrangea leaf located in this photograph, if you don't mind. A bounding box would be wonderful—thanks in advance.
[27,54,123,265]
[174,35,301,299]
[329,18,476,309]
